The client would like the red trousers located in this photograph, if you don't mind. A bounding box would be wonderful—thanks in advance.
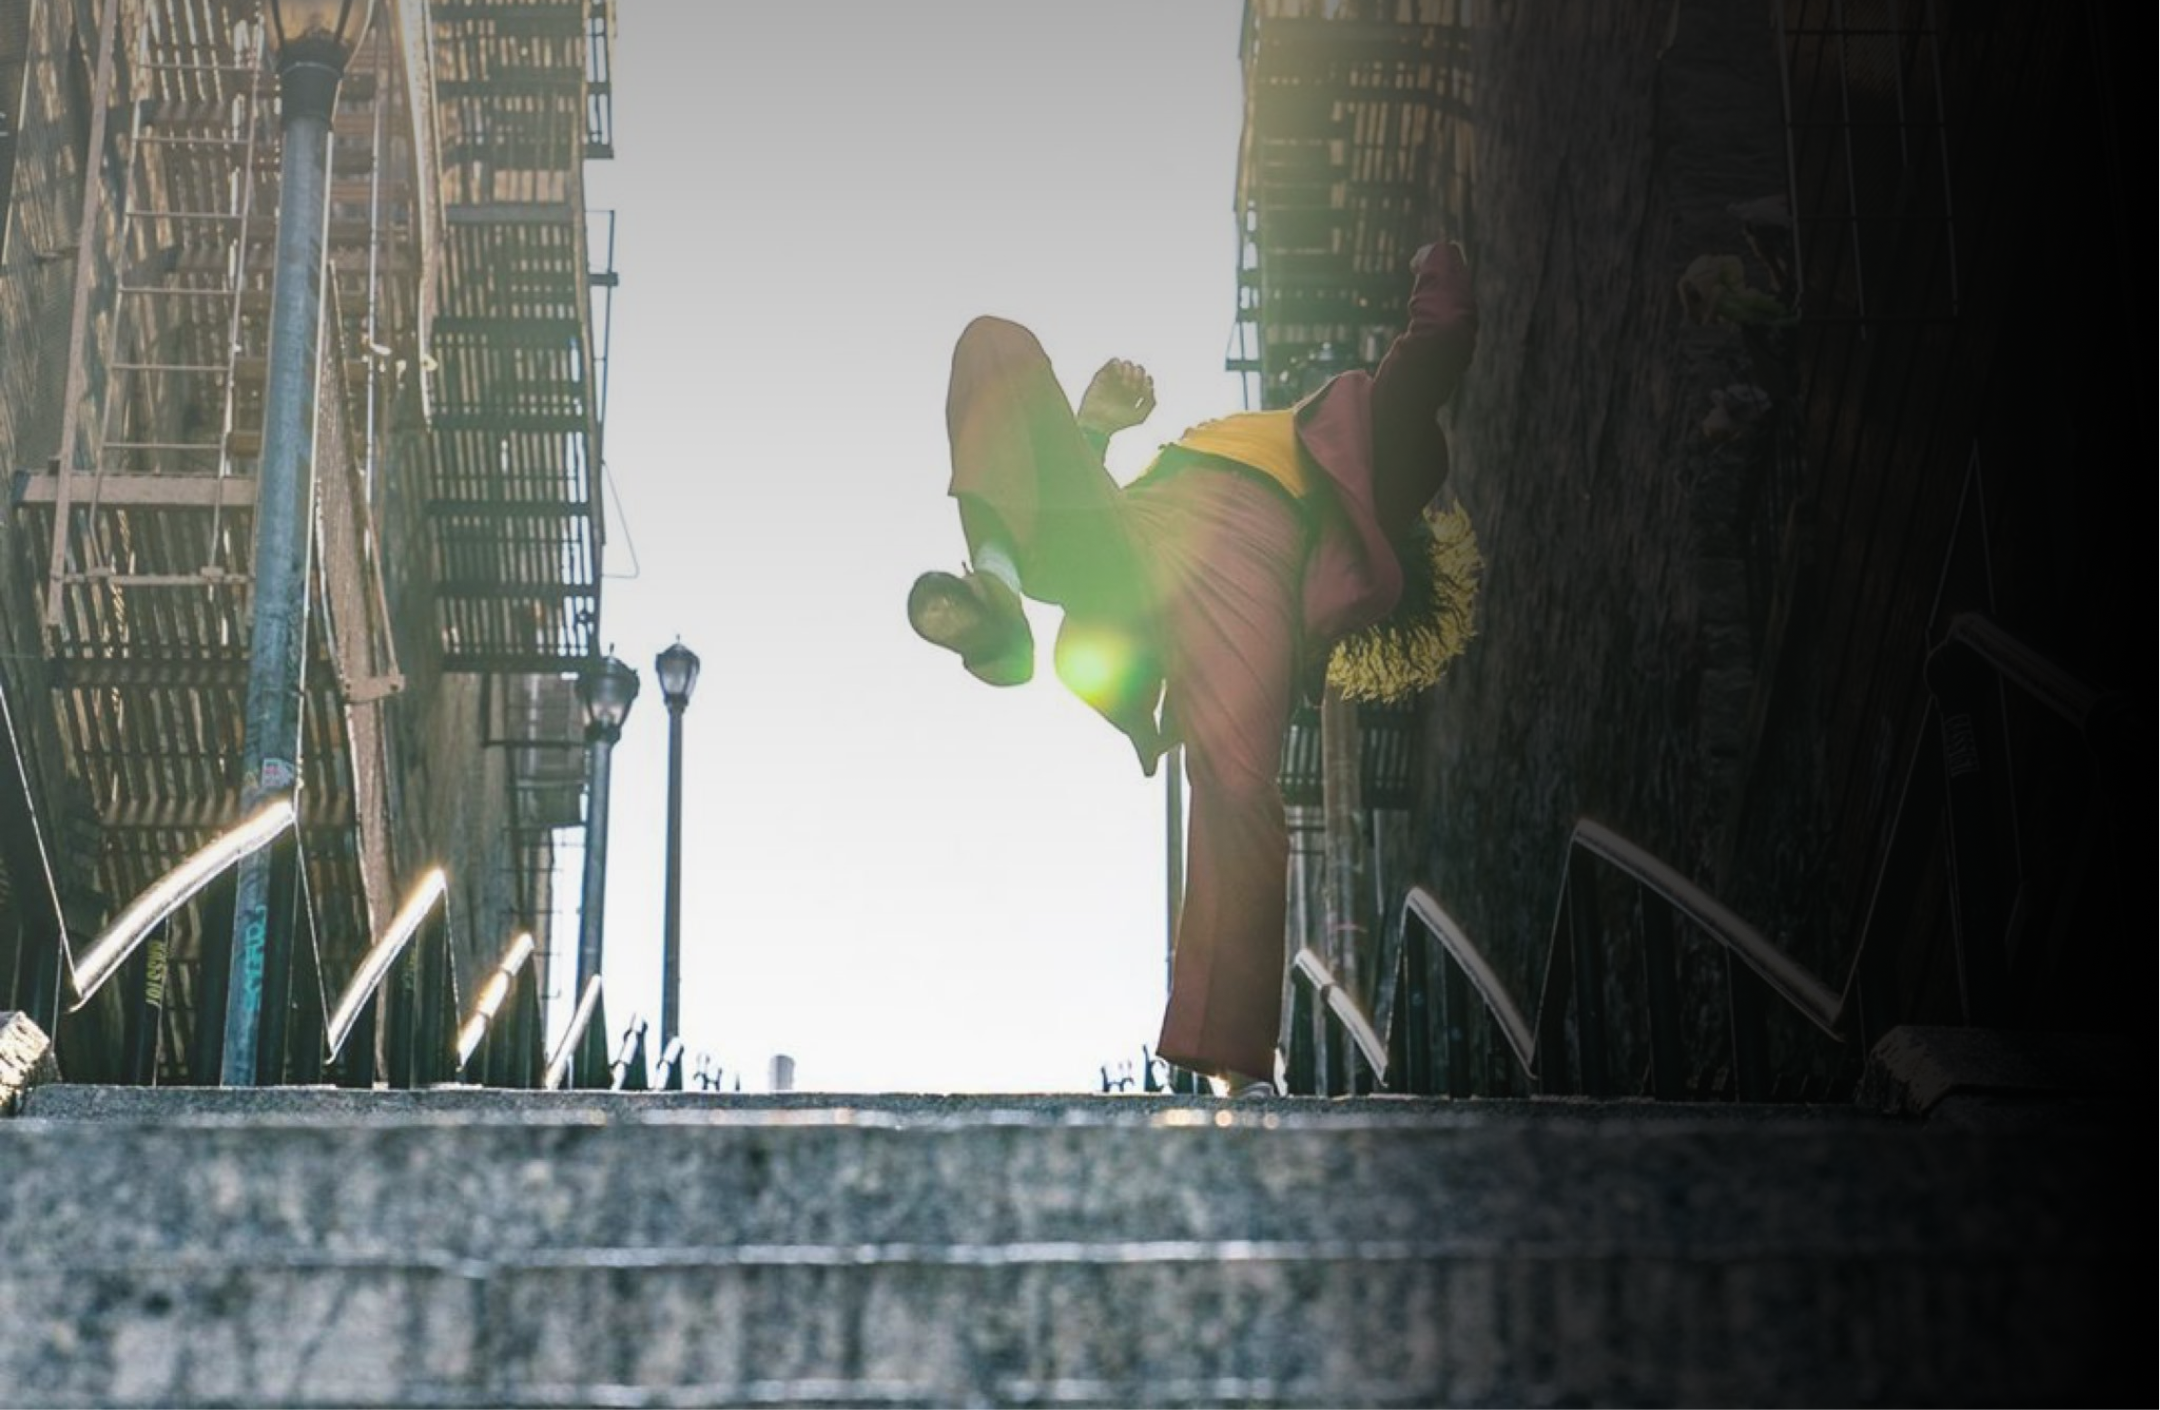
[947,317,1307,1080]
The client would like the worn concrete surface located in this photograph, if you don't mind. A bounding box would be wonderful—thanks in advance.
[3,1088,2143,1407]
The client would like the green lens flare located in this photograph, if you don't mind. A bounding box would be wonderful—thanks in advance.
[1058,626,1140,699]
[1055,621,1145,710]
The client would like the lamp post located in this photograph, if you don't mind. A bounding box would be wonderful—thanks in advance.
[653,640,700,1087]
[573,655,639,1012]
[221,0,376,1085]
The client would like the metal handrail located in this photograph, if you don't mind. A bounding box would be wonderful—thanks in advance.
[1400,886,1538,1074]
[651,1034,684,1091]
[324,867,446,1061]
[454,930,535,1071]
[1367,616,2114,1098]
[609,1013,649,1092]
[543,973,603,1091]
[1290,948,1389,1084]
[1931,611,2117,734]
[1569,818,1844,1038]
[1380,821,1844,1100]
[70,795,296,1007]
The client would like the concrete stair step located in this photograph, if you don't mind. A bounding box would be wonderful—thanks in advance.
[1,1089,2141,1407]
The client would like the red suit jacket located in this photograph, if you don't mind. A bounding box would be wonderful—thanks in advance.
[1291,240,1480,656]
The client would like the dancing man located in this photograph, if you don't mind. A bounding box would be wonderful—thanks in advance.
[909,240,1480,1094]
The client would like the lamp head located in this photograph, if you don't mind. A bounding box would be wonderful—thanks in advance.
[655,640,701,711]
[268,0,374,117]
[576,654,640,742]
[270,0,375,61]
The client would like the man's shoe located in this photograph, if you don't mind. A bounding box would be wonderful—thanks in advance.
[1209,1072,1278,1099]
[908,569,1033,686]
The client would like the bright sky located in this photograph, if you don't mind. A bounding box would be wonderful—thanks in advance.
[573,2,1249,1092]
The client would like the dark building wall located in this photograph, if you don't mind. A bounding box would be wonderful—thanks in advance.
[1413,2,1801,1082]
[1405,0,2144,1089]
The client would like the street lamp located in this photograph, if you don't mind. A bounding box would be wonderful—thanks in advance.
[573,654,639,1015]
[654,639,700,1087]
[221,0,377,1085]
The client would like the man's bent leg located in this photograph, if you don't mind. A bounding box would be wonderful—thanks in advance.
[1135,468,1306,1084]
[944,317,1144,618]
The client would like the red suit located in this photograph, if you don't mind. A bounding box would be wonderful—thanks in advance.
[944,243,1478,1081]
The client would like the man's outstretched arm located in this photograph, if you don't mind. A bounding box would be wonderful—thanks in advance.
[1076,358,1157,461]
[1368,240,1480,529]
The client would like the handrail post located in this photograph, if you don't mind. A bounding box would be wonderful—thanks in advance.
[331,992,376,1087]
[1727,951,1771,1101]
[1641,897,1686,1100]
[287,864,326,1085]
[652,1035,683,1092]
[1843,701,1941,1050]
[1285,981,1316,1094]
[413,898,449,1085]
[385,940,417,1090]
[190,872,238,1084]
[253,830,303,1084]
[1927,642,2010,1024]
[0,678,71,1037]
[1439,947,1472,1098]
[611,1013,649,1092]
[575,989,611,1089]
[508,958,540,1087]
[1565,854,1610,1097]
[1393,919,1433,1095]
[121,937,165,1085]
[543,973,603,1090]
[1533,905,1575,1097]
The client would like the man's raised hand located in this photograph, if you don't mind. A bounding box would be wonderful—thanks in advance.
[1077,358,1157,440]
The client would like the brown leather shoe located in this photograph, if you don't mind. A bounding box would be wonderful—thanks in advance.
[908,569,1033,686]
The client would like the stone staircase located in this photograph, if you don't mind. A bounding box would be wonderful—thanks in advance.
[0,1066,2142,1407]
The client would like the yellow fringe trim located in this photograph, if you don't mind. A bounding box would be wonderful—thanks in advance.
[1325,500,1482,703]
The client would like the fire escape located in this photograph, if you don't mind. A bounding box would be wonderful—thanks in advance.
[1230,0,1476,1089]
[426,0,617,1007]
[5,0,615,1078]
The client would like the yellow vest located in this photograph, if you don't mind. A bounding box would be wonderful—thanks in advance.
[1170,410,1311,499]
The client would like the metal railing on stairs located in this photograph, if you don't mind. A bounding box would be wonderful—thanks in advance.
[323,868,453,1088]
[1318,816,1848,1102]
[542,973,614,1091]
[453,931,542,1088]
[62,794,325,1085]
[1846,610,2138,1046]
[1294,610,2130,1103]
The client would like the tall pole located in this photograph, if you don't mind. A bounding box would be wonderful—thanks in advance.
[221,31,357,1085]
[574,723,621,1002]
[653,639,698,1089]
[573,653,638,1013]
[660,698,685,1077]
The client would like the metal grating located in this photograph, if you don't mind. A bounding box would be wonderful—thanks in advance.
[425,0,613,672]
[1231,0,1476,410]
[12,0,371,1003]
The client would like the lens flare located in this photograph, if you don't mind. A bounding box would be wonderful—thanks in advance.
[1053,619,1158,716]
